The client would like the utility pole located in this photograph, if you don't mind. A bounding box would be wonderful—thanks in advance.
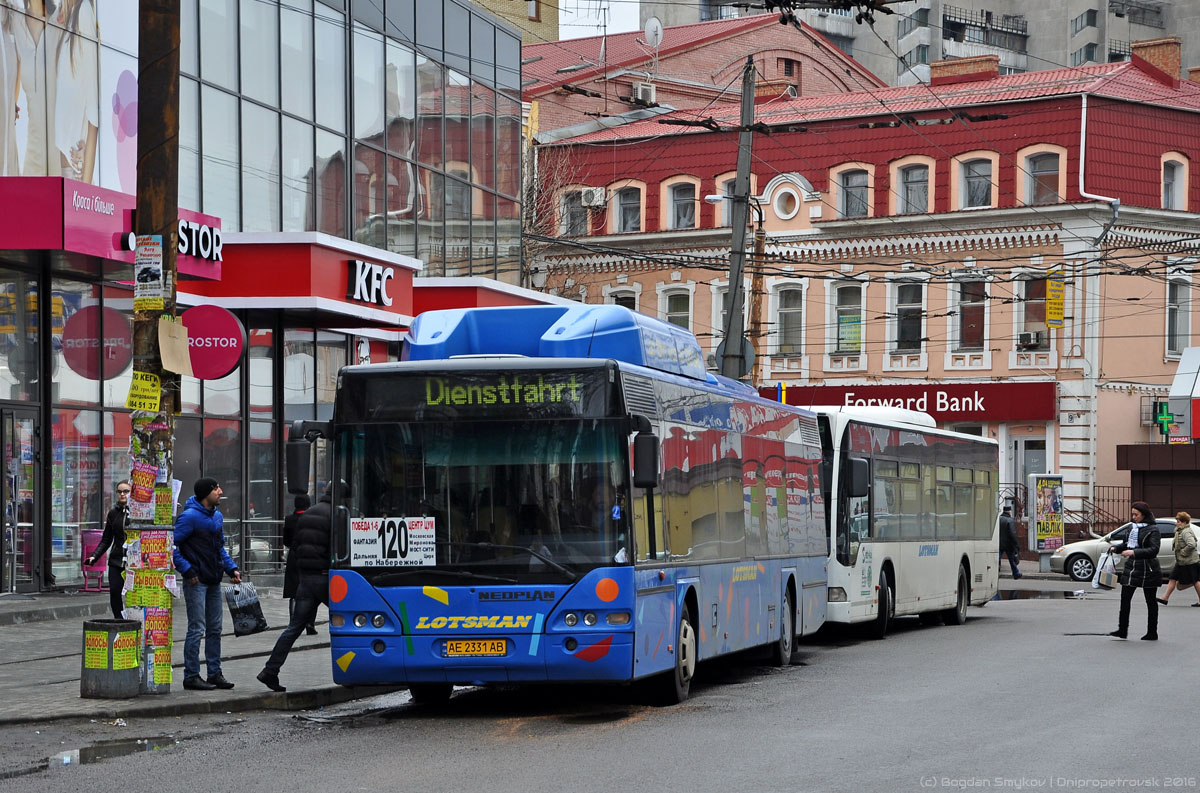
[719,56,755,381]
[747,223,766,387]
[130,0,181,693]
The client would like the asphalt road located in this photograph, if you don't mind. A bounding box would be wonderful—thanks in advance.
[3,585,1197,793]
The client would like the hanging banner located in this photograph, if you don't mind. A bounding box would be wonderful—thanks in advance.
[1046,269,1065,329]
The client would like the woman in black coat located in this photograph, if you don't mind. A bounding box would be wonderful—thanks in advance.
[85,481,131,619]
[282,495,315,635]
[1109,500,1163,641]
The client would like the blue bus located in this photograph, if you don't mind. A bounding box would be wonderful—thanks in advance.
[286,304,830,703]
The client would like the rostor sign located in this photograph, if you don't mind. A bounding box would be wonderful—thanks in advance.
[181,304,246,379]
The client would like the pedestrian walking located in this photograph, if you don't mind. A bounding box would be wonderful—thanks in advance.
[282,494,316,635]
[174,477,241,690]
[257,486,335,693]
[998,506,1021,579]
[1109,501,1162,641]
[1157,511,1200,607]
[85,480,130,619]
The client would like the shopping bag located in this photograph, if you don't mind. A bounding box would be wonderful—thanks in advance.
[1092,552,1118,590]
[224,582,269,636]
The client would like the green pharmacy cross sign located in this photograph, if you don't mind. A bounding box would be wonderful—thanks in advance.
[1154,402,1175,435]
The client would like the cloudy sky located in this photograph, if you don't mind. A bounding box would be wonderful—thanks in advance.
[559,0,641,40]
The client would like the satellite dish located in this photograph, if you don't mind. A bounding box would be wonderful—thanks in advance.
[644,16,663,48]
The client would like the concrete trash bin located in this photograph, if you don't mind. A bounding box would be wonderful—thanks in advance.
[80,619,142,699]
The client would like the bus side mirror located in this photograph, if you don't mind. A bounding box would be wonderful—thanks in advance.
[286,440,311,495]
[848,457,869,498]
[633,434,659,490]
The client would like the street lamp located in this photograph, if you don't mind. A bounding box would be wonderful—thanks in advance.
[705,194,766,385]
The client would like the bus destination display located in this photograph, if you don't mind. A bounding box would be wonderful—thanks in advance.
[350,516,435,567]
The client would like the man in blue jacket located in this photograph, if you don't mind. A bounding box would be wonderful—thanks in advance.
[174,477,241,690]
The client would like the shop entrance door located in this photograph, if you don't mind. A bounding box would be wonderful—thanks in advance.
[2,409,39,593]
[1013,437,1047,496]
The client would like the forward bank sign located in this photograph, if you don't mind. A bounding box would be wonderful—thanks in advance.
[766,382,1057,422]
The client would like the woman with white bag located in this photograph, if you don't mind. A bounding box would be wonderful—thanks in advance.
[1108,501,1163,641]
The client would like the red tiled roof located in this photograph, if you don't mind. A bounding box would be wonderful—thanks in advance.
[546,60,1200,146]
[524,15,786,97]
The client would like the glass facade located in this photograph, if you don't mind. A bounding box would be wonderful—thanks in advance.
[180,0,522,282]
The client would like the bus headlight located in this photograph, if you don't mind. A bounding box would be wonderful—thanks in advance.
[606,613,631,625]
[353,614,368,628]
[828,587,847,603]
[583,612,598,626]
[372,614,386,628]
[564,612,578,627]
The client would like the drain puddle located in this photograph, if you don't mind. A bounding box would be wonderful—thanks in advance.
[0,736,179,780]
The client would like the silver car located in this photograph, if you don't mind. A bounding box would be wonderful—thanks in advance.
[1049,519,1178,582]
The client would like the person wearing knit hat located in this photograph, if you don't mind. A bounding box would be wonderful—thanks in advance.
[174,476,241,689]
[1108,501,1163,641]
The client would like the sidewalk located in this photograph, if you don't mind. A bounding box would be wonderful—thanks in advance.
[0,589,398,725]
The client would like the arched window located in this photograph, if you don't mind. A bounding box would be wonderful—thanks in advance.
[1027,154,1060,204]
[670,183,697,229]
[777,288,803,353]
[899,165,929,214]
[616,187,641,232]
[840,170,869,218]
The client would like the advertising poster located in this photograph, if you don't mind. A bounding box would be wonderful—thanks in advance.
[112,630,139,671]
[144,606,171,648]
[130,460,157,503]
[83,630,107,669]
[1033,474,1064,552]
[133,235,164,311]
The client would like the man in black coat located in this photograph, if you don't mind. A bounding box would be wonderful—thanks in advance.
[258,487,334,692]
[86,480,131,618]
[282,494,316,636]
[999,506,1022,580]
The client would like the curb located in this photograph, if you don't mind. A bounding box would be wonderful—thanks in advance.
[0,684,404,726]
[0,601,113,627]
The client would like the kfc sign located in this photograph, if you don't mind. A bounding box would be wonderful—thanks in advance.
[347,259,394,307]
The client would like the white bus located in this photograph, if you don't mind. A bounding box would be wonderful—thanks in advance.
[815,407,999,638]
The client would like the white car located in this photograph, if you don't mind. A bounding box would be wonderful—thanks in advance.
[1049,519,1178,582]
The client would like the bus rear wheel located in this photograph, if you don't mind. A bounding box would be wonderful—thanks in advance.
[408,683,452,704]
[771,589,795,666]
[943,564,970,626]
[868,571,893,640]
[657,602,696,705]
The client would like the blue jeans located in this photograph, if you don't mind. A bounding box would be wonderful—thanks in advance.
[183,580,224,680]
[264,572,327,675]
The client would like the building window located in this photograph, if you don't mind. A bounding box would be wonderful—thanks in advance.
[1020,277,1049,349]
[825,33,854,56]
[900,165,929,214]
[898,44,929,74]
[1070,43,1098,66]
[962,159,992,208]
[894,282,923,351]
[560,191,586,236]
[781,58,796,77]
[777,288,803,354]
[611,291,636,311]
[1027,154,1059,204]
[665,292,690,330]
[1071,9,1097,35]
[1163,161,1183,210]
[527,1,540,21]
[670,183,696,229]
[1168,279,1189,355]
[835,283,862,353]
[957,280,986,350]
[839,169,869,218]
[898,8,929,38]
[616,187,641,232]
[719,178,736,226]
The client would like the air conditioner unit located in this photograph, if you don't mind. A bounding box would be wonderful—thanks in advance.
[580,187,606,208]
[635,81,656,103]
[1016,331,1044,349]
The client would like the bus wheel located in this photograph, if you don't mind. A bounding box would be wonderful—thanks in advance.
[658,603,697,705]
[771,589,795,666]
[869,571,893,640]
[408,683,452,704]
[943,564,970,626]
